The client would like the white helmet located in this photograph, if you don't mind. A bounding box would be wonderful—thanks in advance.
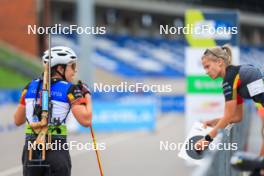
[42,46,77,67]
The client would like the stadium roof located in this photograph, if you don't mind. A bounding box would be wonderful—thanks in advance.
[95,0,264,27]
[52,0,264,27]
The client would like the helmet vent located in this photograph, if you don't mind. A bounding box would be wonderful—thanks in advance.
[52,49,62,52]
[57,53,67,56]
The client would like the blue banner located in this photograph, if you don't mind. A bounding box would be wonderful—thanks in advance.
[160,95,184,113]
[79,100,157,132]
[0,89,21,105]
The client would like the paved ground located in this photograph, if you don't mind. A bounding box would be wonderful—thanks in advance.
[1,103,262,176]
[0,104,192,176]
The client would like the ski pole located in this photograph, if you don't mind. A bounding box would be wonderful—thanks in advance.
[90,126,104,176]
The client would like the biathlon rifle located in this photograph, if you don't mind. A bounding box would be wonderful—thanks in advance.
[29,31,52,161]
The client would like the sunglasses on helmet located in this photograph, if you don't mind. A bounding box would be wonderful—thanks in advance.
[203,49,219,58]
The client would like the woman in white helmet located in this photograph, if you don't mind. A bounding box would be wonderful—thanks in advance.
[14,46,92,176]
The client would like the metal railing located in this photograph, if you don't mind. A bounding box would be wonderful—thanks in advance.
[193,101,254,176]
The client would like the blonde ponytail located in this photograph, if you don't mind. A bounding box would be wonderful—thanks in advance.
[221,44,232,65]
[202,44,233,66]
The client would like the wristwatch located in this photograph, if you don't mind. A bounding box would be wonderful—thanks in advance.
[204,134,213,142]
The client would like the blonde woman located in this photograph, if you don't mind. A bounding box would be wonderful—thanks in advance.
[195,45,264,158]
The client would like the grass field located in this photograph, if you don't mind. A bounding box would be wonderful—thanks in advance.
[0,46,41,75]
[0,44,41,88]
[0,66,30,88]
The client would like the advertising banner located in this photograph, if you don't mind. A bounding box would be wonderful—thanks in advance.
[185,10,239,132]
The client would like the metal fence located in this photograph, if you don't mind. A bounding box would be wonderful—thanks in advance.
[193,101,254,176]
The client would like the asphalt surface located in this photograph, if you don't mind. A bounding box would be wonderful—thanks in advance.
[1,103,262,176]
[0,104,192,176]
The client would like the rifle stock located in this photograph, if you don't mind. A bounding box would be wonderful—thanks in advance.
[29,62,50,161]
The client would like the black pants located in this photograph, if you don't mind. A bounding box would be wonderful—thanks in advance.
[22,139,71,176]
